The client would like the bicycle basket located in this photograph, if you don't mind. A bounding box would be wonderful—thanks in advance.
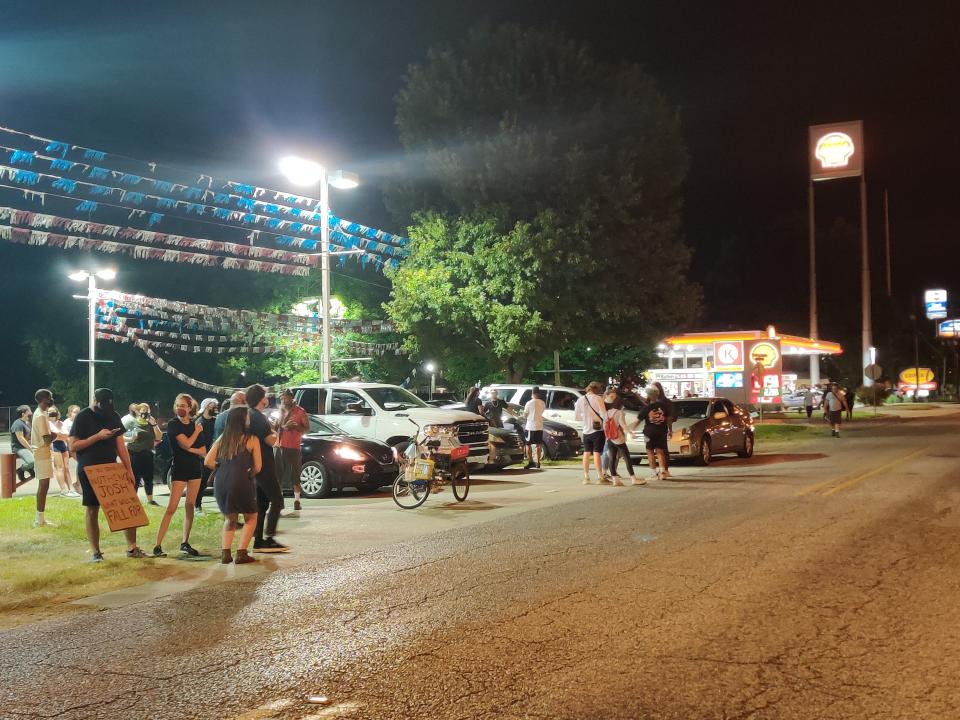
[413,458,435,480]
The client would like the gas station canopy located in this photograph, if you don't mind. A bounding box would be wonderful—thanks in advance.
[662,328,842,356]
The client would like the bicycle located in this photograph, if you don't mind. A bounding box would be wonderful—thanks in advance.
[392,420,471,509]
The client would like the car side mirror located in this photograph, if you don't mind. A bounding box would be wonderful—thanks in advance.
[346,403,372,416]
[713,411,728,420]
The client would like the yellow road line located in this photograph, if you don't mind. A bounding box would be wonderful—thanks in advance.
[820,447,930,497]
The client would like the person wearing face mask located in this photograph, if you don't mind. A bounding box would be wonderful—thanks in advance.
[195,398,220,515]
[69,388,146,562]
[153,394,206,558]
[125,403,162,506]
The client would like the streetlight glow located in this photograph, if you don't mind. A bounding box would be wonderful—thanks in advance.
[279,156,325,186]
[328,169,360,189]
[96,268,117,280]
[425,362,436,373]
[68,270,89,282]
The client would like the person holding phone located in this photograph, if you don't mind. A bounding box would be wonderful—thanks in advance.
[69,388,146,562]
[153,394,206,558]
[126,403,162,506]
[30,388,59,527]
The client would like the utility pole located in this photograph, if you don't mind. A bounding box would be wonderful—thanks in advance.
[883,189,892,297]
[860,175,874,387]
[808,181,820,386]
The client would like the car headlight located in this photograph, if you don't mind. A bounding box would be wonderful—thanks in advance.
[680,428,691,440]
[423,424,456,437]
[334,445,366,462]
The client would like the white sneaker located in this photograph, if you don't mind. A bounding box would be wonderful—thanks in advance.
[631,477,647,486]
[582,476,592,485]
[648,472,659,482]
[33,519,57,528]
[612,477,625,487]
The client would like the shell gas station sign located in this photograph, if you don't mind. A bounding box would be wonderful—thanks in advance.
[748,340,783,405]
[810,121,864,181]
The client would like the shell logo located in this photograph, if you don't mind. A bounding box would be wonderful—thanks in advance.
[749,342,780,368]
[815,132,855,169]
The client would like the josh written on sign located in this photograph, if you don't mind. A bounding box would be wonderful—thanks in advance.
[84,462,150,532]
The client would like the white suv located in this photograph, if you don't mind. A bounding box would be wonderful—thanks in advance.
[481,384,645,457]
[291,383,490,464]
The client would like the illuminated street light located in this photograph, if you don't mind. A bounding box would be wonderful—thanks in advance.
[425,362,437,400]
[68,268,117,406]
[279,156,359,383]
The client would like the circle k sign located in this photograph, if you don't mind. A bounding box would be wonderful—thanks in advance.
[713,341,744,372]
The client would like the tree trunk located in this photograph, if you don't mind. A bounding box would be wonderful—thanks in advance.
[505,357,530,384]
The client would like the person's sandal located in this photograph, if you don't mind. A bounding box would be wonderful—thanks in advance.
[126,547,148,559]
[220,549,233,564]
[235,549,256,564]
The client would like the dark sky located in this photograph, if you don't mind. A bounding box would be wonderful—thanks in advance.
[1,0,958,404]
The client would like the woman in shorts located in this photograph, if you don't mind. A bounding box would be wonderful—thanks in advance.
[205,406,261,564]
[638,398,671,481]
[153,394,206,558]
[48,407,79,497]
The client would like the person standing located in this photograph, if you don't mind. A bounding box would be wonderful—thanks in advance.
[574,382,608,485]
[11,405,35,484]
[214,391,247,441]
[69,388,146,561]
[638,395,671,481]
[120,403,139,433]
[30,389,58,527]
[823,384,846,437]
[602,387,644,486]
[195,398,219,515]
[803,386,816,420]
[126,403,162,506]
[205,406,261,564]
[482,389,510,429]
[522,386,546,470]
[61,404,81,493]
[650,382,675,478]
[46,406,78,497]
[246,384,288,553]
[153,394,206,557]
[464,386,483,416]
[845,386,856,421]
[275,389,309,512]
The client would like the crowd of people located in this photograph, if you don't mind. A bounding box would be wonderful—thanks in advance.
[11,384,311,564]
[801,382,856,437]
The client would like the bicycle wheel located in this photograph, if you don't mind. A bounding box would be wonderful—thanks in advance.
[451,463,470,502]
[392,471,431,509]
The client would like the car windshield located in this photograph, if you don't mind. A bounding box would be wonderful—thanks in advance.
[673,400,710,419]
[309,418,344,435]
[364,386,430,410]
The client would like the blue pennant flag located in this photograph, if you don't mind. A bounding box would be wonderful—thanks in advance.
[88,166,110,180]
[10,149,34,165]
[265,204,278,214]
[52,178,77,193]
[83,149,106,161]
[155,197,176,210]
[290,208,301,217]
[119,173,142,186]
[235,184,254,196]
[236,198,255,211]
[13,170,39,185]
[153,180,174,193]
[214,192,230,204]
[290,222,303,232]
[241,213,256,224]
[45,141,70,157]
[148,213,163,226]
[265,218,281,229]
[125,191,145,205]
[303,239,317,250]
[89,184,113,196]
[186,203,204,215]
[184,187,203,200]
[50,158,75,172]
[76,200,98,212]
[213,207,231,220]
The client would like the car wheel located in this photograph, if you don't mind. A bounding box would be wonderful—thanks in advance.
[738,433,754,458]
[299,461,332,499]
[697,436,712,466]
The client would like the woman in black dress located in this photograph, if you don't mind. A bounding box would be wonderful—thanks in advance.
[153,394,206,558]
[205,406,261,564]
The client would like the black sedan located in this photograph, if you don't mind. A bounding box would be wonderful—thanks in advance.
[291,417,398,498]
[500,403,582,460]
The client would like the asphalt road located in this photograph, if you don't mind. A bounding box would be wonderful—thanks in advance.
[3,413,960,719]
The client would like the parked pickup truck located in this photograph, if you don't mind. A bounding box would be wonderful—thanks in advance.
[290,383,490,466]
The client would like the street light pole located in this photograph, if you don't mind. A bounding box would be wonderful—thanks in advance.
[808,180,820,386]
[87,274,96,407]
[319,170,332,384]
[860,175,874,388]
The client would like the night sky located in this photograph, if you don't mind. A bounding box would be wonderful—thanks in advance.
[1,0,957,406]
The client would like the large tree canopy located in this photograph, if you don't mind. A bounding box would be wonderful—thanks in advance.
[386,23,700,381]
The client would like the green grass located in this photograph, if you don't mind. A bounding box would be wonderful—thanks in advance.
[753,424,828,442]
[0,494,226,617]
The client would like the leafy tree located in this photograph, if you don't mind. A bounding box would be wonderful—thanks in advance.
[386,24,699,382]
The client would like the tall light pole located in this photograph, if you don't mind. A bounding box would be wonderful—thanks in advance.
[69,268,116,406]
[280,157,359,383]
[425,362,437,401]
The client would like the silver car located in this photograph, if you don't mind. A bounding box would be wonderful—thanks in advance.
[631,397,755,465]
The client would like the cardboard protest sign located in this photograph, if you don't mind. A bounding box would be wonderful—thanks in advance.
[84,462,150,532]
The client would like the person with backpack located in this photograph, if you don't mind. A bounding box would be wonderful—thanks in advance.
[602,387,644,486]
[574,381,608,485]
[823,383,847,437]
[638,393,671,481]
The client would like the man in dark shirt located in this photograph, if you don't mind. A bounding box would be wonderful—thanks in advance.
[10,405,35,483]
[245,384,288,553]
[69,387,147,562]
[482,389,509,428]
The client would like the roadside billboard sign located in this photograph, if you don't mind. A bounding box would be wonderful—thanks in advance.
[809,121,864,181]
[938,319,960,337]
[925,289,949,320]
[712,341,744,372]
[899,367,935,385]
